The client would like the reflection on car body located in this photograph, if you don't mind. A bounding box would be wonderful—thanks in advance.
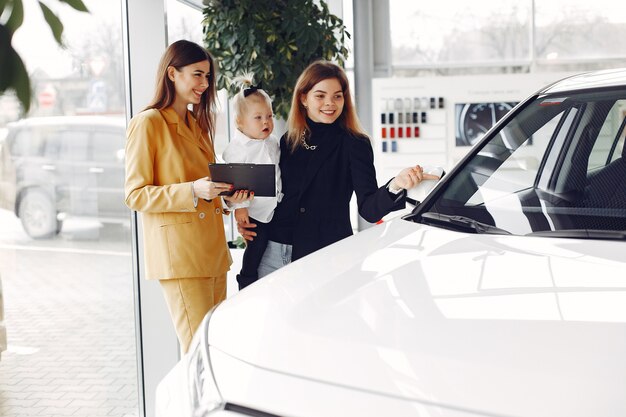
[156,68,626,417]
[0,116,127,239]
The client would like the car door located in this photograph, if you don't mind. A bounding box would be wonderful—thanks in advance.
[13,126,58,204]
[0,129,17,212]
[90,128,126,220]
[57,127,97,217]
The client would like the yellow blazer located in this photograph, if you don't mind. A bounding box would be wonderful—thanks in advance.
[125,107,231,280]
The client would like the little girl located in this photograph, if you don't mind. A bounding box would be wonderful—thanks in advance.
[223,75,282,290]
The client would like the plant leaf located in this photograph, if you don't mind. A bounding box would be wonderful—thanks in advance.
[0,24,12,91]
[58,0,89,12]
[1,46,31,112]
[38,1,64,46]
[12,47,31,112]
[202,0,348,120]
[5,0,24,34]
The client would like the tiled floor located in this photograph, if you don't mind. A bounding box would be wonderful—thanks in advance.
[0,214,244,417]
[0,241,139,417]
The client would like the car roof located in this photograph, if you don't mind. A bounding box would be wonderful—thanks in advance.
[541,67,626,95]
[7,115,126,130]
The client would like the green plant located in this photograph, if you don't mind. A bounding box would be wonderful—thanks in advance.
[202,0,350,120]
[227,235,247,249]
[0,0,89,112]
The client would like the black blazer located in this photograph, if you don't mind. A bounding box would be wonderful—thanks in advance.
[274,125,405,261]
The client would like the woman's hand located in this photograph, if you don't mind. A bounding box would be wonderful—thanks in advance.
[390,165,440,190]
[237,219,257,241]
[193,177,232,200]
[234,208,250,225]
[224,190,254,204]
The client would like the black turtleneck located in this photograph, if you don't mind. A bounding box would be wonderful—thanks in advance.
[269,118,341,244]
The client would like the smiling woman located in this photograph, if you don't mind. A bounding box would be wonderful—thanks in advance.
[236,61,438,278]
[301,78,346,124]
[167,61,211,121]
[124,40,254,353]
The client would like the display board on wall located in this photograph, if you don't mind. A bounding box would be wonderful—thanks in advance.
[454,101,518,146]
[371,72,574,190]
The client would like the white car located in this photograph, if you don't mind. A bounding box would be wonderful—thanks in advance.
[156,68,626,417]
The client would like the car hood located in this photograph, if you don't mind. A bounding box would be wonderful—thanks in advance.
[210,219,626,417]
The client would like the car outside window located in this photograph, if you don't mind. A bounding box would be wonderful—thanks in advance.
[92,131,124,163]
[1,118,129,239]
[10,128,44,158]
[60,130,89,161]
[44,131,63,160]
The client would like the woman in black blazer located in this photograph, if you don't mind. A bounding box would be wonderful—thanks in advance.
[238,61,438,278]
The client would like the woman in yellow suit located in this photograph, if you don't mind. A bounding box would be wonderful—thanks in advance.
[125,40,249,353]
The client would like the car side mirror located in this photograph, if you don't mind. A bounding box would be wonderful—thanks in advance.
[406,166,445,206]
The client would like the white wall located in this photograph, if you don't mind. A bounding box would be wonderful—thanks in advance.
[371,72,575,182]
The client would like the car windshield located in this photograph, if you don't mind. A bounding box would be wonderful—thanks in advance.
[411,88,626,238]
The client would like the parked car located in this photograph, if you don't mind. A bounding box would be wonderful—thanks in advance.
[156,68,626,417]
[0,116,127,238]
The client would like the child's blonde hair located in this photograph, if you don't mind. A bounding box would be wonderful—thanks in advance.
[232,73,273,125]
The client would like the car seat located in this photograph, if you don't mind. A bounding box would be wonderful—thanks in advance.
[583,142,626,210]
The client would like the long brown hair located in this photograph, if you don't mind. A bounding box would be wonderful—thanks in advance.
[286,60,366,153]
[145,40,218,137]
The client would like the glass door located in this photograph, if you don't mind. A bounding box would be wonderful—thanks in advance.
[0,1,139,416]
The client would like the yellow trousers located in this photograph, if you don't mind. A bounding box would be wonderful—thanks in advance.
[159,274,227,353]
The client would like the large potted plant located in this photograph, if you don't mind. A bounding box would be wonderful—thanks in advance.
[202,0,350,120]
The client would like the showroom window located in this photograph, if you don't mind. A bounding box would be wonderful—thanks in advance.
[390,0,626,70]
[535,0,626,61]
[390,0,530,66]
[0,1,138,416]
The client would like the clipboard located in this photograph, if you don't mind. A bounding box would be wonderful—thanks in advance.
[208,163,276,197]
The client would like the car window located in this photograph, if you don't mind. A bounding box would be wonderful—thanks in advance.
[92,130,125,163]
[588,99,626,170]
[418,88,626,236]
[60,130,90,161]
[612,135,625,163]
[537,108,578,191]
[44,131,63,159]
[10,128,45,157]
[464,109,575,208]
